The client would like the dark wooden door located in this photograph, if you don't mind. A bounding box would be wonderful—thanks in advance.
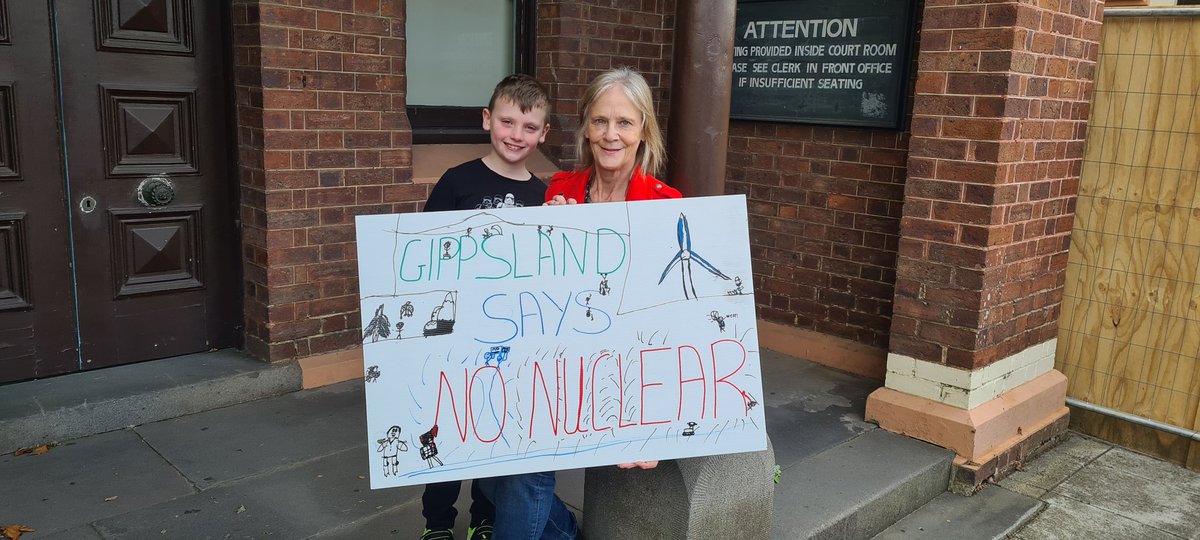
[0,3,78,380]
[0,0,239,382]
[57,0,239,370]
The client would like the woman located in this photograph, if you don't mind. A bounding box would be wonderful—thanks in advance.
[479,67,670,540]
[549,66,672,472]
[545,66,680,205]
[549,68,670,472]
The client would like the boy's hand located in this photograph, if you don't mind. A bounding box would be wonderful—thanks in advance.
[617,461,659,469]
[545,194,577,205]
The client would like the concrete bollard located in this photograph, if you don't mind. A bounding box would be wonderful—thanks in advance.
[582,436,775,539]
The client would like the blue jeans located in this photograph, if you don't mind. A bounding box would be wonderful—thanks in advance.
[477,471,578,540]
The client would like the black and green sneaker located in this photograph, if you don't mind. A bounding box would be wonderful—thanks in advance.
[467,519,493,540]
[420,528,453,540]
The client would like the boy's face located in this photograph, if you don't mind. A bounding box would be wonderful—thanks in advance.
[482,98,549,166]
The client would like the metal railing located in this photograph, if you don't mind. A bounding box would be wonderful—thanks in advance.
[1066,398,1200,442]
[1105,7,1200,17]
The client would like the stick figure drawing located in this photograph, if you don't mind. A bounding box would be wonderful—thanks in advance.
[709,310,726,332]
[376,425,409,477]
[658,213,731,299]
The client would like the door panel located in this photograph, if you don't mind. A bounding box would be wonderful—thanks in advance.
[56,0,238,369]
[0,1,78,381]
[0,1,238,382]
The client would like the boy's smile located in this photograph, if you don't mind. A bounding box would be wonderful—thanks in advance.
[483,98,549,170]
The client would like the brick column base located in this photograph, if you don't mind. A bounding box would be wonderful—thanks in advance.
[296,348,364,389]
[866,369,1069,492]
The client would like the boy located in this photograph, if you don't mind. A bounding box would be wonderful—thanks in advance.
[418,73,551,540]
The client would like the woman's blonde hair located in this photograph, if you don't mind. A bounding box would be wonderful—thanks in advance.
[574,67,666,176]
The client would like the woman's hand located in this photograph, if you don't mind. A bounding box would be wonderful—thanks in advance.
[617,461,658,470]
[545,194,577,205]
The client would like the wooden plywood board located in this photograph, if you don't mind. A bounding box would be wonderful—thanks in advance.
[1059,16,1200,469]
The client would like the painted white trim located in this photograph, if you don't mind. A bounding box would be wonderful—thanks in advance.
[883,338,1058,409]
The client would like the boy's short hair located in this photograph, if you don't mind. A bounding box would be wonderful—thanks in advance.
[488,73,550,115]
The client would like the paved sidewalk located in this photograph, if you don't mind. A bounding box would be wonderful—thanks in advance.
[1001,432,1200,540]
[6,347,1197,539]
[874,432,1200,540]
[1,350,902,539]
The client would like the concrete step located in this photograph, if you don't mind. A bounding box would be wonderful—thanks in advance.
[772,428,954,540]
[872,486,1044,540]
[0,349,301,454]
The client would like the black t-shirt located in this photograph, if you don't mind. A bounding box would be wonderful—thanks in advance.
[423,158,547,212]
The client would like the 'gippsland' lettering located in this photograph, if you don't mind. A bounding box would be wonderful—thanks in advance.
[397,227,627,283]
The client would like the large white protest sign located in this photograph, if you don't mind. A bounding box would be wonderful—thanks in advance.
[356,194,765,489]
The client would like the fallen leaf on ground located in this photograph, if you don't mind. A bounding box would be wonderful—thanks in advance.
[104,496,119,502]
[236,505,246,514]
[2,524,36,540]
[14,442,58,456]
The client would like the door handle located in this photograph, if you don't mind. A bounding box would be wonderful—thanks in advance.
[136,174,175,207]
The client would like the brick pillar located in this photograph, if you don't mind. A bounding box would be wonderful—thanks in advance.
[232,0,423,363]
[865,0,1104,488]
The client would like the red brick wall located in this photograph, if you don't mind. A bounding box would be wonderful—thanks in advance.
[726,124,908,349]
[890,0,1103,369]
[233,0,680,364]
[724,5,925,352]
[536,0,676,171]
[233,0,422,361]
[229,1,1098,370]
[541,1,914,352]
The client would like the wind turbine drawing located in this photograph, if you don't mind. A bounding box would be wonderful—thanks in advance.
[658,213,730,299]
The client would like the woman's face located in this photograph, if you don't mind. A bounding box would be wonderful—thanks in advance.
[586,87,644,177]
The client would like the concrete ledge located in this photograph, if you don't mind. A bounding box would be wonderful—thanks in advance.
[0,350,302,454]
[298,348,364,389]
[865,369,1068,464]
[772,429,953,539]
[582,437,776,539]
[757,320,886,380]
[873,487,1044,539]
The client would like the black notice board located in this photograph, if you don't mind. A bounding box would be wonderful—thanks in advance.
[731,0,916,129]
